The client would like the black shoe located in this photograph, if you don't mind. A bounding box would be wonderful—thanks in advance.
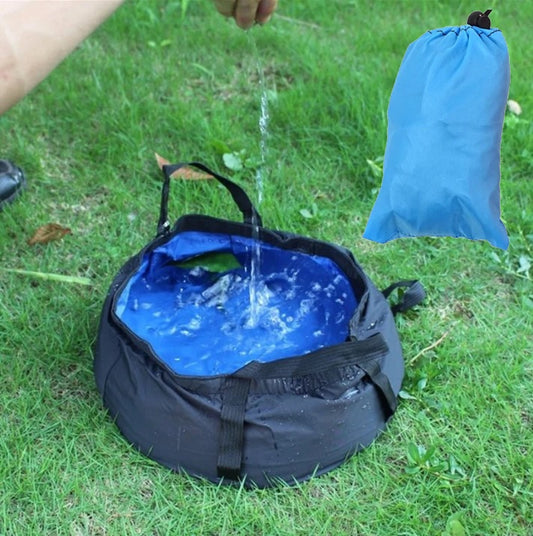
[0,160,26,210]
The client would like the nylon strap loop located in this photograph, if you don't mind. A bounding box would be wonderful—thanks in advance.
[381,280,425,315]
[158,162,263,235]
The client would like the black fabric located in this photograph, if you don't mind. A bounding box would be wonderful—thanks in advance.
[94,162,424,487]
[216,334,395,479]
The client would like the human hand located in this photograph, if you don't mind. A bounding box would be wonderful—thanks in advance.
[212,0,278,30]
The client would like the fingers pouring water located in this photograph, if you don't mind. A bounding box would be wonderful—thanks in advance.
[213,0,278,29]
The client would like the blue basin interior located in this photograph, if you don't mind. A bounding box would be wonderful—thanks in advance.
[115,231,358,376]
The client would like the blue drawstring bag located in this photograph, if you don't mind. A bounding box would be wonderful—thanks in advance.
[364,11,510,249]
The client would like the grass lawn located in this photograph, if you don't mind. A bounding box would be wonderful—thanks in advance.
[1,0,531,534]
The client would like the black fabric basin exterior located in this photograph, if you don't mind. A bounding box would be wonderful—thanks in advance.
[93,162,422,487]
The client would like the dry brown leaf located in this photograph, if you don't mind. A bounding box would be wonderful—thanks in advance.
[155,152,171,170]
[28,223,72,246]
[154,152,214,180]
[172,167,214,180]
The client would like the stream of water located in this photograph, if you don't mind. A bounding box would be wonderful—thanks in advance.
[247,36,270,327]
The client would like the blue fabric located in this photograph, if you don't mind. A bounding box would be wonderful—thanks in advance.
[364,25,510,249]
[116,231,357,376]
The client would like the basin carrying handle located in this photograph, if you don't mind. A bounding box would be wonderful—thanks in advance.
[157,162,263,235]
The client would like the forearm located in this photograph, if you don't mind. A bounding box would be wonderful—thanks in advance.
[0,0,125,115]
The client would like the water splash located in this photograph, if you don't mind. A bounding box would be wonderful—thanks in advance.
[133,267,353,375]
[117,238,360,376]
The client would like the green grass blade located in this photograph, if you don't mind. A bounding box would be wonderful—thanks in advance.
[0,268,92,286]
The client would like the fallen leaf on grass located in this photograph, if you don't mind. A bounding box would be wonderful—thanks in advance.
[155,153,213,180]
[28,223,71,246]
[507,99,522,116]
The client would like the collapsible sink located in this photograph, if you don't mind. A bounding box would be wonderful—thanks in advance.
[94,162,424,487]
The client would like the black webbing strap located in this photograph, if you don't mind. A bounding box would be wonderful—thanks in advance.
[234,333,388,380]
[355,358,397,416]
[157,162,263,235]
[381,280,425,316]
[217,377,252,480]
[216,333,395,480]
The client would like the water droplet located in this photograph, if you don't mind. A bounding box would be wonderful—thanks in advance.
[335,312,345,324]
[187,316,201,330]
[159,326,177,336]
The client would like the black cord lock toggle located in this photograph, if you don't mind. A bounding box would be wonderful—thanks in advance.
[467,9,492,29]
